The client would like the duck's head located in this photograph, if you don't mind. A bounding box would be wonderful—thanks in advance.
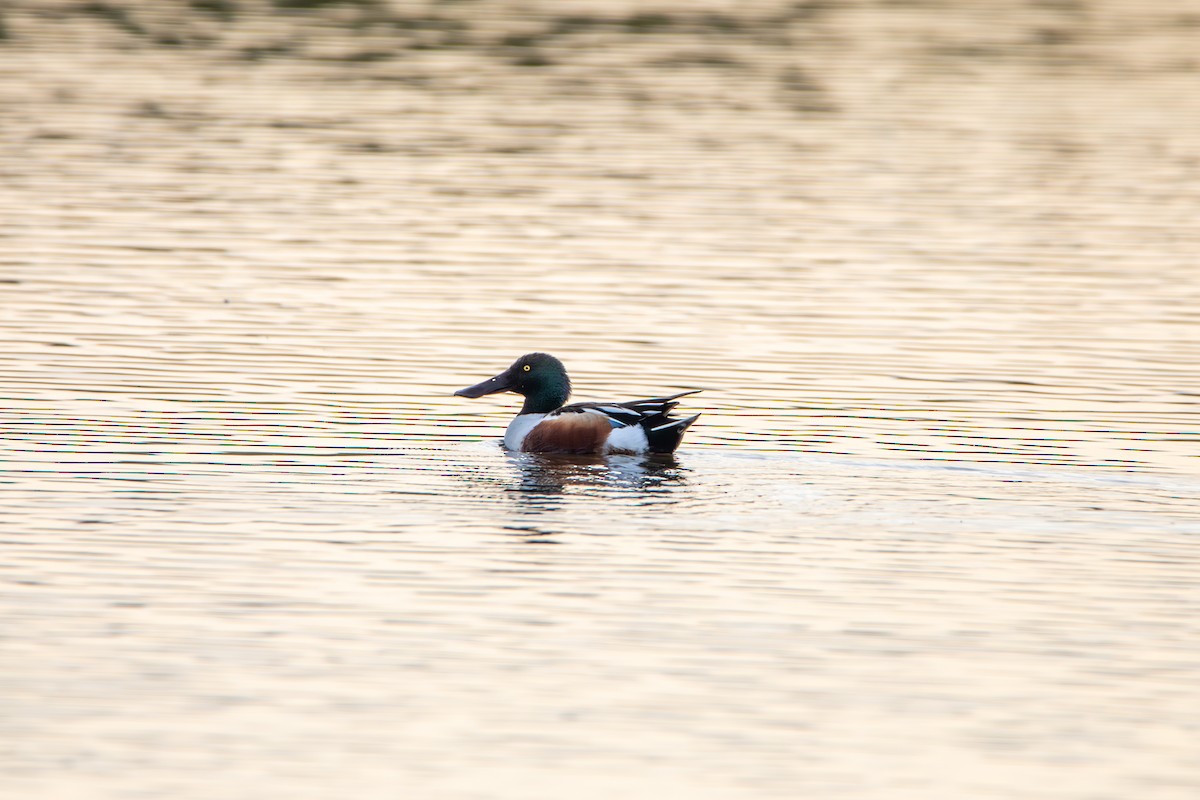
[454,352,571,414]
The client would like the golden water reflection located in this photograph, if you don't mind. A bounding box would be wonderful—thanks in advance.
[1,1,1198,799]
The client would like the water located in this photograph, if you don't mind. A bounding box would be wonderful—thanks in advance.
[1,1,1198,798]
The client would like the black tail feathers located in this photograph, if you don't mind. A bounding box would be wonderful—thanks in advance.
[644,413,701,454]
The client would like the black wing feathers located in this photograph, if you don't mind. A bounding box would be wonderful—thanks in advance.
[556,390,701,451]
[559,390,701,426]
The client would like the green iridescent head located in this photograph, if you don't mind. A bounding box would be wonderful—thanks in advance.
[454,352,571,414]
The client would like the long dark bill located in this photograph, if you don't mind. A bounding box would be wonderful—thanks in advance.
[453,369,515,398]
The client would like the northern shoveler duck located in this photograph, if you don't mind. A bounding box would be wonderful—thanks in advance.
[454,353,701,455]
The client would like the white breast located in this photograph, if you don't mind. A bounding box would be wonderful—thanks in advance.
[504,413,546,450]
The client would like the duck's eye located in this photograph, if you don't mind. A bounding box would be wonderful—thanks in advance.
[522,365,531,372]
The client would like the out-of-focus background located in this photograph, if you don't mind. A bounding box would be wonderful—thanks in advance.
[1,2,1198,799]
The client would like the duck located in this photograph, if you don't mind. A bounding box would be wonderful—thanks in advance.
[454,353,701,455]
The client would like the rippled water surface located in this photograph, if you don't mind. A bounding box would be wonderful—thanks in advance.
[1,1,1198,798]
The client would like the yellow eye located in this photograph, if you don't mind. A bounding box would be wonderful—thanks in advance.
[523,365,531,372]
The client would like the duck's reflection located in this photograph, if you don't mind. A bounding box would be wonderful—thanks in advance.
[503,450,689,509]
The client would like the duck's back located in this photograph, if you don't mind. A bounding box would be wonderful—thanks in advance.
[513,391,701,455]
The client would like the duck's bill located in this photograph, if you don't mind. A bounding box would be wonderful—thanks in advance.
[454,371,514,398]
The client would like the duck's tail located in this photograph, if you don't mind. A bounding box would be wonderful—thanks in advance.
[644,413,701,454]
